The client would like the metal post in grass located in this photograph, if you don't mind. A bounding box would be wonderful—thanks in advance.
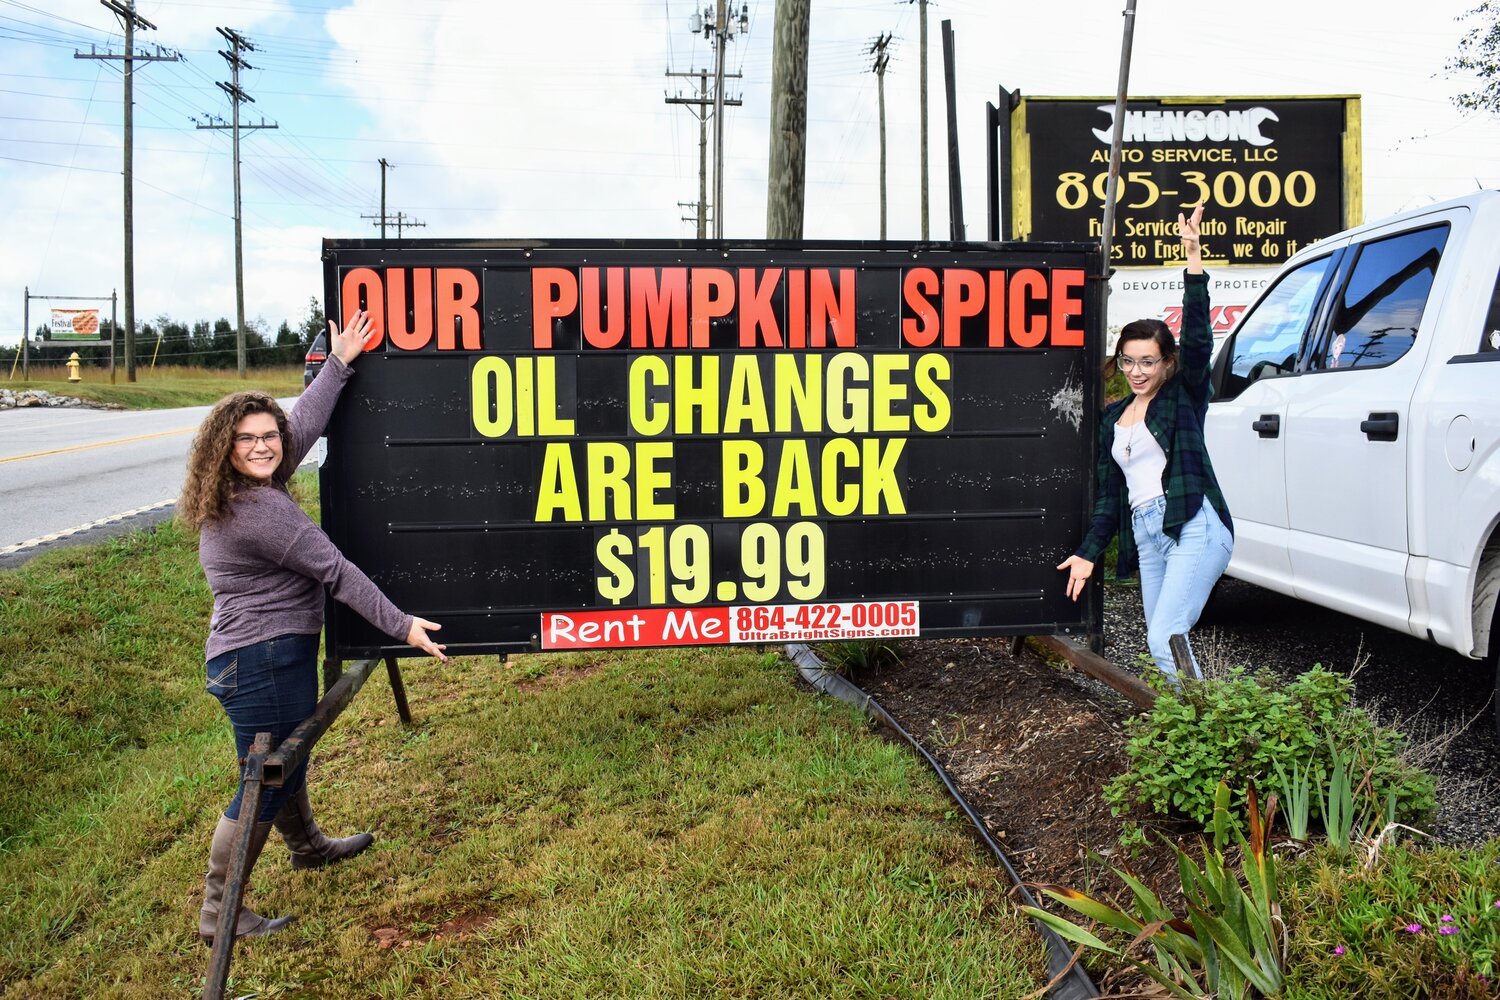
[385,655,412,725]
[201,657,413,996]
[203,731,271,1000]
[262,658,381,786]
[1168,633,1201,681]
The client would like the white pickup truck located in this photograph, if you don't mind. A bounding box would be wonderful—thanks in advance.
[1204,190,1500,715]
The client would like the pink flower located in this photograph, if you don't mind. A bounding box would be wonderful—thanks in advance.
[1406,923,1424,934]
[1334,945,1346,956]
[1440,926,1459,936]
[1441,914,1455,923]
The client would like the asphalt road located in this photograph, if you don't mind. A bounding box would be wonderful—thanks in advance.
[0,397,305,569]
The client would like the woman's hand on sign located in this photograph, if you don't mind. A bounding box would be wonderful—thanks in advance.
[329,309,379,365]
[407,617,448,662]
[1056,554,1095,602]
[1178,202,1205,274]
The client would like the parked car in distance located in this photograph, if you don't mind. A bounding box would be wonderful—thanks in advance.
[303,331,327,387]
[1204,190,1500,728]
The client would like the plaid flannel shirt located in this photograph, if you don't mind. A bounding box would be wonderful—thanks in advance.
[1075,270,1233,578]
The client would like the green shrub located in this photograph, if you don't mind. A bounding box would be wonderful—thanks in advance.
[814,639,902,674]
[1104,666,1436,831]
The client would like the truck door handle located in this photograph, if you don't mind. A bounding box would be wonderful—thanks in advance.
[1251,414,1280,438]
[1360,412,1399,441]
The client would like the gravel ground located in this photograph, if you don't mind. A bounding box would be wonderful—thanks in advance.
[1101,576,1500,845]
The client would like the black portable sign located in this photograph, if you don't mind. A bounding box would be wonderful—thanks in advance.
[319,240,1104,657]
[1007,96,1361,268]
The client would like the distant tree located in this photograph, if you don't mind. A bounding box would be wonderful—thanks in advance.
[190,320,214,364]
[275,320,300,365]
[1450,2,1500,113]
[154,315,192,367]
[301,297,327,346]
[209,318,236,370]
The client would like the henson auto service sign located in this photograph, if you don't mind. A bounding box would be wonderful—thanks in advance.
[319,240,1103,656]
[1010,96,1361,269]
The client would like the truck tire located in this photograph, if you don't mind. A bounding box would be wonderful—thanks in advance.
[1491,592,1500,742]
[1483,552,1500,740]
[1493,601,1500,743]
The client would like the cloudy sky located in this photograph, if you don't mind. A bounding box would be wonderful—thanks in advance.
[4,0,1499,350]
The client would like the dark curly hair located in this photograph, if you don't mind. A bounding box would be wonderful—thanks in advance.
[178,391,293,529]
[1107,318,1180,382]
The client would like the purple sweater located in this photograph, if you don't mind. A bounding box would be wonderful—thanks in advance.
[199,355,412,660]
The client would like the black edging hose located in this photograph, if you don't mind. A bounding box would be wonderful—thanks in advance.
[785,643,1098,1000]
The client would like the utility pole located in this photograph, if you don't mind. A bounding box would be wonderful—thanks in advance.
[941,19,964,241]
[870,33,893,240]
[766,0,810,240]
[196,27,277,378]
[389,212,426,238]
[76,0,179,383]
[685,3,749,238]
[902,0,930,239]
[666,67,741,238]
[1099,0,1139,285]
[379,158,390,238]
[360,160,424,238]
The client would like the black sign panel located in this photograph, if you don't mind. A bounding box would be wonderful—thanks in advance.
[1015,97,1357,268]
[319,241,1104,657]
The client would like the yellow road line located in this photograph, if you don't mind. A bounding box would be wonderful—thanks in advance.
[0,426,195,465]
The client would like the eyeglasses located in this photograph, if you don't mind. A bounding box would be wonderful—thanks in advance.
[1116,355,1162,373]
[233,431,283,448]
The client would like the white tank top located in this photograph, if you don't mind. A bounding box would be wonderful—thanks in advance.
[1112,418,1167,510]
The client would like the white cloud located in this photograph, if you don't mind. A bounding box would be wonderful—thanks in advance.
[4,0,1499,350]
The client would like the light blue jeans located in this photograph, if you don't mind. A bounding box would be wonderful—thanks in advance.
[1131,495,1233,678]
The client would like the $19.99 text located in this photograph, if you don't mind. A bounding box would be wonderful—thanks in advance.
[596,522,826,606]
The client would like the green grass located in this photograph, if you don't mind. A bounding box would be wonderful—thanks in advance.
[0,474,1046,998]
[1282,841,1500,998]
[5,365,304,409]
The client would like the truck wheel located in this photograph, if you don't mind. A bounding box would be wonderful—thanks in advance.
[1488,581,1500,743]
[1492,598,1500,742]
[1482,552,1500,741]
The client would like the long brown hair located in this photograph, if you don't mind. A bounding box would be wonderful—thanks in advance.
[178,391,293,528]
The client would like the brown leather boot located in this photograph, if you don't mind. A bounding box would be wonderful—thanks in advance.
[198,815,296,945]
[272,785,374,870]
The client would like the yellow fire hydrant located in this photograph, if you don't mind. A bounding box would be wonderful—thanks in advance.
[66,352,82,382]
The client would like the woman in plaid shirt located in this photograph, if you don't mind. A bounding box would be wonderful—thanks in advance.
[1057,203,1234,680]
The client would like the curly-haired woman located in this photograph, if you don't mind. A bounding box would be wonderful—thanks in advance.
[1057,204,1234,681]
[179,310,446,944]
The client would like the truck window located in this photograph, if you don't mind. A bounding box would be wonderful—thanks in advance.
[1317,224,1449,371]
[1216,255,1334,401]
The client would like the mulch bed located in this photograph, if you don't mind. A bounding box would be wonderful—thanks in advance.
[844,635,1203,925]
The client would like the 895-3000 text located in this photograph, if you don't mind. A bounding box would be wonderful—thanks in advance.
[1056,169,1316,211]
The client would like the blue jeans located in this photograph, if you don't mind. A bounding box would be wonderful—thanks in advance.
[205,632,319,821]
[1131,496,1233,678]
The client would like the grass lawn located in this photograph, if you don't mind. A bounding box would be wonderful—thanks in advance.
[4,365,304,409]
[0,475,1046,998]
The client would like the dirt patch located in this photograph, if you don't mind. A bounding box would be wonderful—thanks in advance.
[371,910,496,950]
[845,636,1200,905]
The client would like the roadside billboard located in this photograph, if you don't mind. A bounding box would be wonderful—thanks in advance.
[48,308,104,342]
[1005,96,1362,270]
[319,240,1105,657]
